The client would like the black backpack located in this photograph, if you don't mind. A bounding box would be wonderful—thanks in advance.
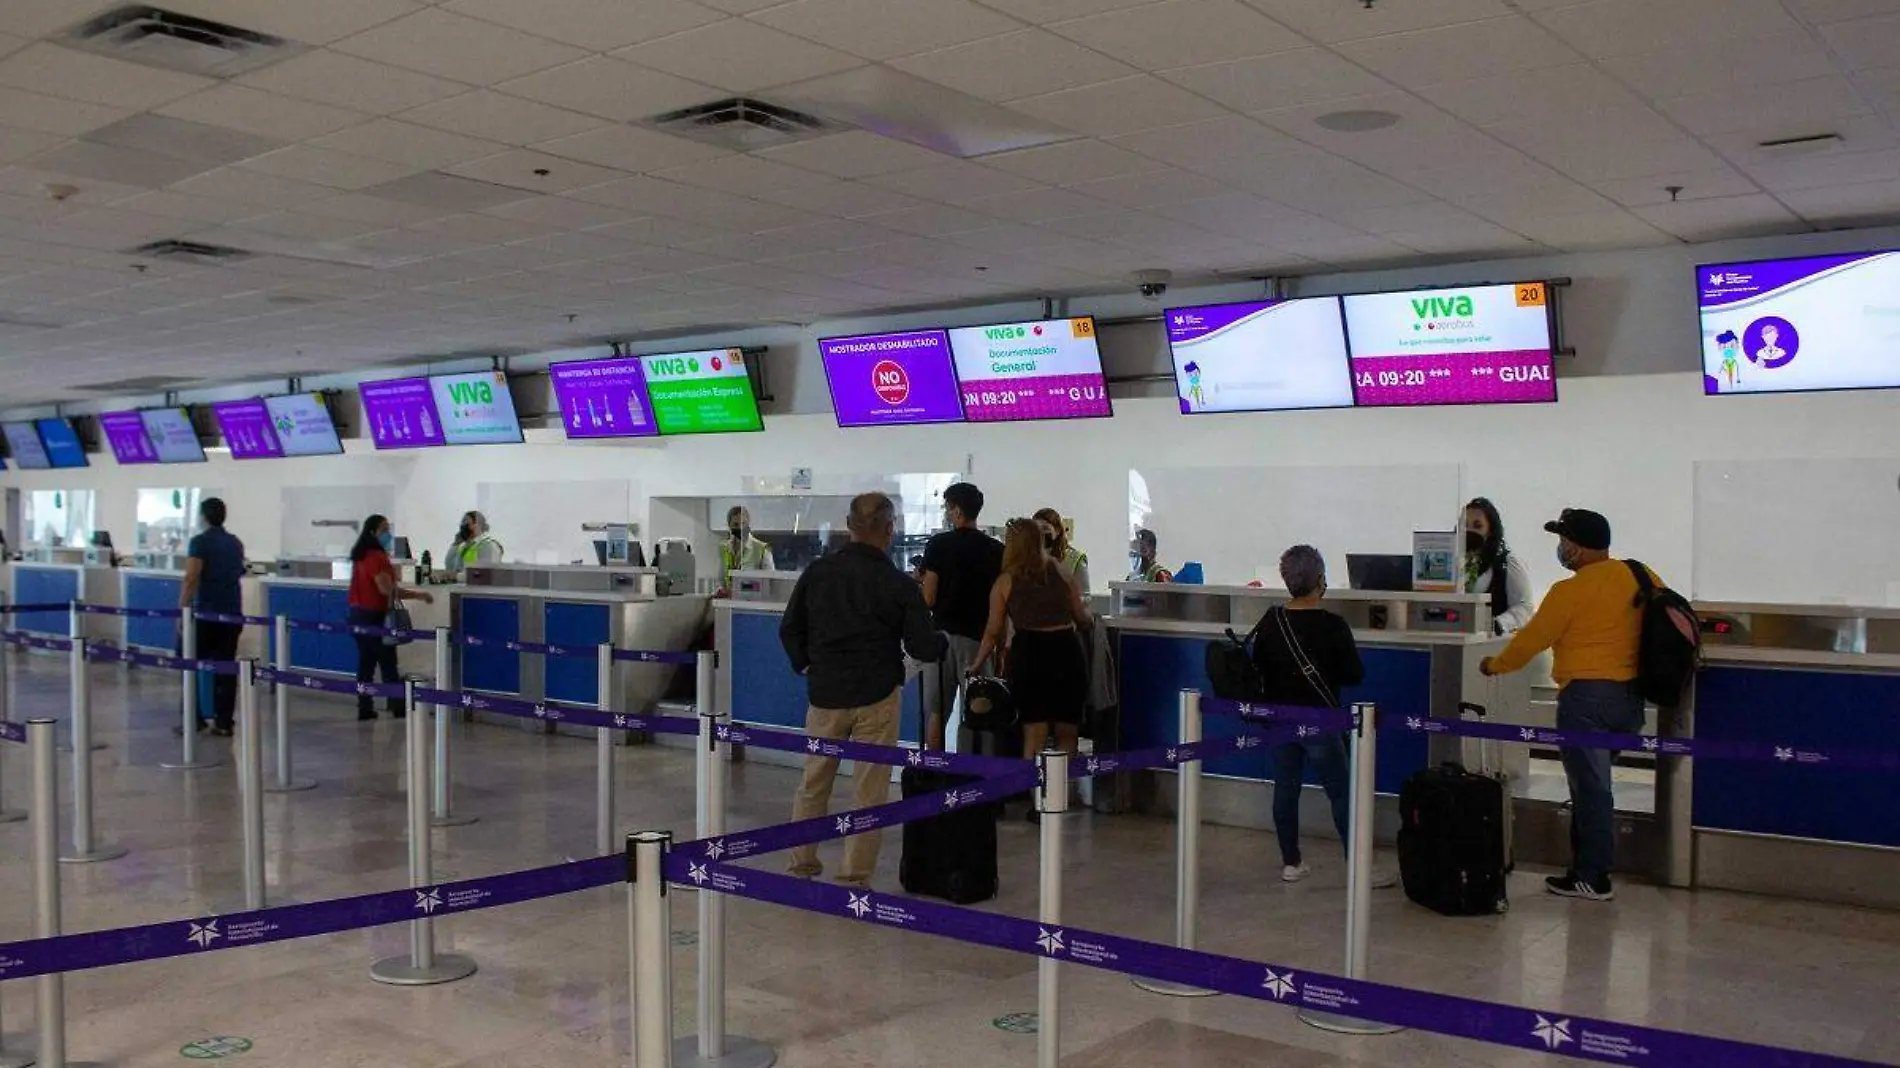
[1204,615,1267,702]
[1625,560,1701,709]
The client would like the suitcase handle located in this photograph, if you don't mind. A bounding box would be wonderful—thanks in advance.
[1458,701,1489,720]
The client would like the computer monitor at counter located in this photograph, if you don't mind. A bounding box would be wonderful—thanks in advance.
[1347,553,1414,592]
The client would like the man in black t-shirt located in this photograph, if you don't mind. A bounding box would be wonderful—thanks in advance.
[920,482,1002,747]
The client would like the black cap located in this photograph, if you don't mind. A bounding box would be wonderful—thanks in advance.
[1544,509,1611,551]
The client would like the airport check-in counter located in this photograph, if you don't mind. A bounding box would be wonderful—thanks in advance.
[261,557,445,679]
[8,551,119,641]
[118,554,273,658]
[450,564,708,737]
[1108,582,1529,841]
[1675,602,1900,909]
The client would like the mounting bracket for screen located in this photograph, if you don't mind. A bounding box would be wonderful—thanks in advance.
[1546,276,1576,359]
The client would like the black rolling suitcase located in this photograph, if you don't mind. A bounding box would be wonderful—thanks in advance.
[1398,705,1511,915]
[899,667,1000,905]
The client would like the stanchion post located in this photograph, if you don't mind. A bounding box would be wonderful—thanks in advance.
[370,679,476,987]
[1301,703,1401,1036]
[1037,746,1069,1068]
[31,717,102,1068]
[162,605,218,771]
[0,595,18,827]
[595,642,615,858]
[266,614,313,792]
[1134,690,1215,997]
[61,618,124,865]
[238,660,266,911]
[430,627,475,827]
[675,650,774,1068]
[628,831,674,1068]
[0,590,11,722]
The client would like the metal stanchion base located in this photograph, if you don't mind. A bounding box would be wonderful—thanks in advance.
[0,807,24,823]
[160,756,221,770]
[370,953,477,986]
[1131,978,1218,997]
[59,844,129,864]
[1298,1010,1404,1036]
[265,778,318,793]
[430,813,479,828]
[671,1034,778,1068]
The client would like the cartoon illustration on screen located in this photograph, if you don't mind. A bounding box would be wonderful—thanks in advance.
[1715,330,1741,388]
[1752,323,1785,365]
[1183,361,1205,410]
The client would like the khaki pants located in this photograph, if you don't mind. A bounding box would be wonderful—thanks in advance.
[787,687,902,885]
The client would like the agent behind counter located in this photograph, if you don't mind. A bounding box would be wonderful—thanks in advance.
[443,510,504,579]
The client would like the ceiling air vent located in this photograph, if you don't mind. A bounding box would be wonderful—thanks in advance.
[129,239,255,266]
[644,97,845,151]
[63,5,305,79]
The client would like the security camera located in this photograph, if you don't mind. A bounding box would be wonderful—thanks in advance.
[1134,269,1172,301]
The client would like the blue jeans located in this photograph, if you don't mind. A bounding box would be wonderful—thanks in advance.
[1272,735,1351,867]
[1557,680,1647,882]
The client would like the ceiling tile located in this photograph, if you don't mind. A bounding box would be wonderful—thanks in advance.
[1598,32,1839,100]
[1703,113,1899,163]
[158,86,369,140]
[445,0,724,49]
[534,125,732,172]
[890,29,1132,103]
[1533,0,1802,57]
[1069,166,1229,207]
[160,0,426,44]
[959,185,1111,222]
[497,57,718,122]
[235,145,425,189]
[1741,147,1900,192]
[753,131,950,178]
[0,88,130,138]
[861,158,1048,200]
[1008,75,1229,136]
[313,119,509,169]
[481,195,645,229]
[214,211,388,243]
[1243,0,1516,42]
[614,19,864,93]
[1658,76,1873,138]
[859,202,1000,236]
[334,8,589,84]
[1108,114,1304,170]
[1337,15,1582,88]
[27,140,217,188]
[1788,0,1900,20]
[1777,177,1900,223]
[1158,47,1391,112]
[112,191,270,224]
[1416,64,1640,127]
[444,149,627,192]
[751,0,1021,61]
[0,44,214,110]
[984,138,1169,184]
[1050,0,1304,69]
[1818,11,1900,68]
[649,154,834,199]
[398,90,606,144]
[1589,168,1763,207]
[169,167,343,209]
[744,177,929,217]
[1276,234,1416,267]
[973,0,1157,22]
[1631,193,1805,240]
[84,114,284,168]
[238,50,470,115]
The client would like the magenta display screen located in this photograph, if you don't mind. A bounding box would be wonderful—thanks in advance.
[946,317,1111,422]
[820,330,964,427]
[360,376,444,450]
[549,355,659,439]
[211,399,283,460]
[1343,282,1556,407]
[99,410,160,465]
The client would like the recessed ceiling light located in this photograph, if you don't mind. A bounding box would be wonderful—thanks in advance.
[1314,109,1400,133]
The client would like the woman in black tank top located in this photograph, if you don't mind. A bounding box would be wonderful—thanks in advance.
[972,519,1092,771]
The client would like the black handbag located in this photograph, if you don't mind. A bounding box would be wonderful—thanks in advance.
[959,675,1016,733]
[382,598,414,647]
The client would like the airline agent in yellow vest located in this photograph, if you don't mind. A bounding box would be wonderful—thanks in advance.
[719,506,776,590]
[1128,528,1173,583]
[444,510,504,579]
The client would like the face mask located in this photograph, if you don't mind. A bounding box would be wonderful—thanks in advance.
[1130,553,1144,573]
[379,532,395,553]
[1556,544,1576,572]
[1043,535,1056,552]
[1465,530,1485,553]
[729,527,744,541]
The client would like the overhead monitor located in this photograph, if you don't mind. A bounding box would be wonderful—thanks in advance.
[819,329,964,428]
[428,370,524,445]
[264,393,345,456]
[2,422,50,469]
[360,376,444,450]
[1164,298,1355,414]
[946,316,1111,422]
[139,407,207,463]
[548,355,660,439]
[35,418,88,468]
[1698,250,1900,396]
[640,348,764,435]
[210,399,282,460]
[100,410,161,464]
[1343,281,1558,407]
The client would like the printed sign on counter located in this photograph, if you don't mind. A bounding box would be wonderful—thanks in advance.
[820,330,964,427]
[1699,251,1900,396]
[1344,282,1557,407]
[947,317,1111,422]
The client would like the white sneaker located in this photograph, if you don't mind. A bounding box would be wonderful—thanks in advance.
[1370,867,1398,890]
[1281,863,1312,883]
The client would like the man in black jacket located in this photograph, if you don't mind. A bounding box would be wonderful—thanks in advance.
[781,492,944,888]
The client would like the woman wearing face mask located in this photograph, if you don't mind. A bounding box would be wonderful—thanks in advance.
[1463,497,1534,635]
[1033,507,1090,595]
[444,510,503,580]
[347,514,434,721]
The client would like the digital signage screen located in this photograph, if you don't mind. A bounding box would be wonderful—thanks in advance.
[548,356,660,440]
[210,399,282,460]
[36,418,87,469]
[641,348,764,435]
[264,393,344,456]
[820,329,964,428]
[140,408,206,463]
[360,376,444,450]
[1164,299,1355,414]
[1343,281,1557,407]
[100,410,161,464]
[1698,251,1900,396]
[429,371,524,446]
[946,317,1111,422]
[2,422,50,469]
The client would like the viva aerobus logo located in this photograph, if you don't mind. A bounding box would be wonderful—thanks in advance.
[984,324,1043,341]
[445,378,495,405]
[1410,293,1476,332]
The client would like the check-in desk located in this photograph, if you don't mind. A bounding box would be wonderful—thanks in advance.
[1108,582,1527,842]
[119,564,184,652]
[450,564,708,736]
[1676,602,1900,908]
[260,559,445,679]
[8,552,118,641]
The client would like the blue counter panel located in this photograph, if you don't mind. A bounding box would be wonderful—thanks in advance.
[730,610,921,742]
[124,574,181,650]
[545,601,610,706]
[461,596,522,695]
[1693,665,1900,848]
[11,567,77,637]
[268,587,356,675]
[1117,633,1429,795]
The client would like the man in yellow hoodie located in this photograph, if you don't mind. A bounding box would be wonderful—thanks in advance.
[1482,508,1656,902]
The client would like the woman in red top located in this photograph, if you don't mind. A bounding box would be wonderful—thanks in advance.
[348,514,434,721]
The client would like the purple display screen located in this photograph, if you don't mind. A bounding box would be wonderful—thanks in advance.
[549,356,659,439]
[211,399,283,460]
[819,330,964,427]
[99,410,160,465]
[360,376,445,450]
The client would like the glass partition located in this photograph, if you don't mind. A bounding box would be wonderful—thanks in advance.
[136,487,218,553]
[720,472,961,571]
[1693,458,1900,606]
[23,489,95,548]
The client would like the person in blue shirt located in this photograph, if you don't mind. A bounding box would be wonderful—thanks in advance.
[180,498,245,736]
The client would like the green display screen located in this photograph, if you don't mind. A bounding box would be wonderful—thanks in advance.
[643,348,764,435]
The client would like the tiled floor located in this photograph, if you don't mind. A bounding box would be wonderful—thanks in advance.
[1,653,1896,1067]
